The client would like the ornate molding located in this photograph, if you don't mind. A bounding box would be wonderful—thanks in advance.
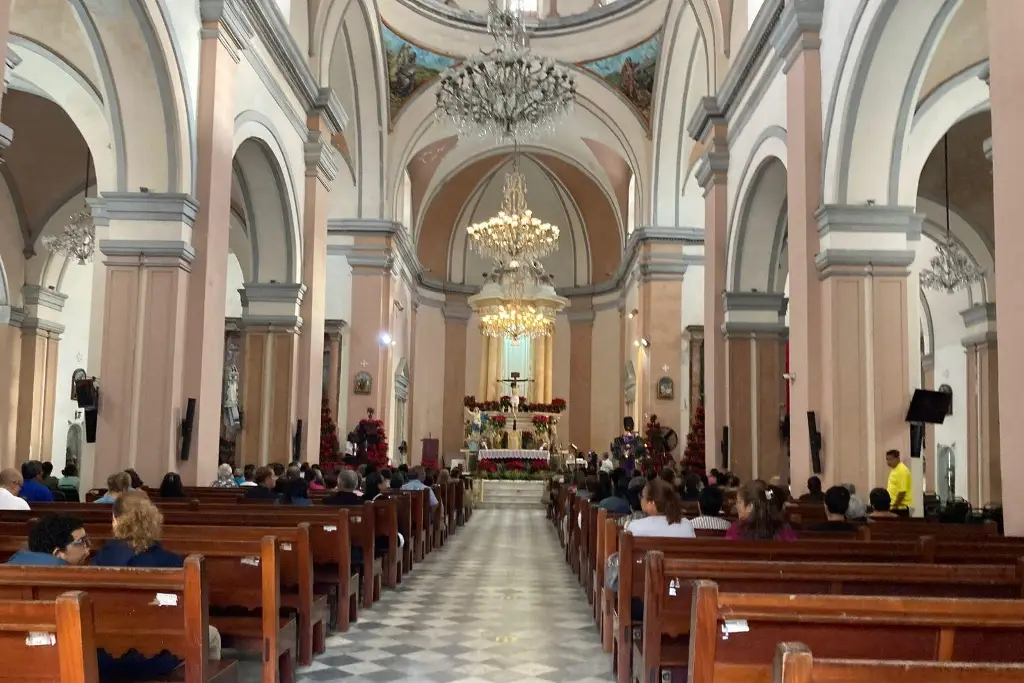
[770,0,824,73]
[199,0,254,62]
[816,204,923,239]
[239,282,306,308]
[713,0,784,129]
[960,302,996,328]
[694,151,729,191]
[441,304,472,322]
[305,131,339,187]
[566,309,596,324]
[686,96,726,144]
[815,249,916,277]
[99,193,200,228]
[21,284,68,313]
[98,239,196,270]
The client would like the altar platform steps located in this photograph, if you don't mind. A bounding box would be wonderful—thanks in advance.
[477,479,547,509]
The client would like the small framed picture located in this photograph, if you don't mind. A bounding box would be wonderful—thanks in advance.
[657,376,674,400]
[354,372,372,395]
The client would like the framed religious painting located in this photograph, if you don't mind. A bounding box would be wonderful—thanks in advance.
[657,376,674,400]
[354,371,372,395]
[70,368,87,400]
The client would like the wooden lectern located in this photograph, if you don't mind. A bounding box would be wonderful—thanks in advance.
[421,437,439,469]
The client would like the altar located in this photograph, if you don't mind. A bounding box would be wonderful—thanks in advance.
[479,449,550,462]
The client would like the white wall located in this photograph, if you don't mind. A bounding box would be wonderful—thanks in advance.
[50,260,94,475]
[225,253,245,318]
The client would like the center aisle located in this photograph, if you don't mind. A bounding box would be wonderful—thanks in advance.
[298,509,615,683]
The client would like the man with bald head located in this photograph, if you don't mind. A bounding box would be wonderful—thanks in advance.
[0,468,29,510]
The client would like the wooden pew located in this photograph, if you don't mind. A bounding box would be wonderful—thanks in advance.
[0,556,238,683]
[685,580,1024,683]
[773,642,1024,683]
[0,591,99,683]
[635,552,1024,683]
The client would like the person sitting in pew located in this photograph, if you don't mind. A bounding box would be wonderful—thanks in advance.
[244,466,280,500]
[211,463,238,488]
[41,462,60,492]
[624,479,695,538]
[90,492,222,676]
[93,471,131,504]
[0,468,29,510]
[19,461,53,503]
[326,469,363,505]
[798,476,825,504]
[364,471,388,501]
[807,486,859,532]
[401,467,439,508]
[58,464,80,494]
[726,480,797,540]
[158,472,186,498]
[868,487,899,519]
[6,514,90,566]
[305,467,326,491]
[239,463,257,486]
[125,468,144,490]
[273,463,294,495]
[690,485,731,531]
[598,473,632,514]
[282,477,314,506]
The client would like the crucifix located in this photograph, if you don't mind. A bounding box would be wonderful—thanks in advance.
[497,371,533,406]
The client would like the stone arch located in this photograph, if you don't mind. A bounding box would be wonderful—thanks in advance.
[651,0,715,227]
[233,114,304,284]
[64,0,191,192]
[823,0,961,205]
[727,127,788,293]
[316,0,389,218]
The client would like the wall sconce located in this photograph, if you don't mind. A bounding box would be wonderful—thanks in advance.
[628,309,638,319]
[379,332,393,346]
[640,337,651,348]
[393,299,405,311]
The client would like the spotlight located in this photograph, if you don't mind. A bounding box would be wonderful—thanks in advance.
[640,337,651,348]
[379,332,392,346]
[633,340,640,347]
[628,309,638,319]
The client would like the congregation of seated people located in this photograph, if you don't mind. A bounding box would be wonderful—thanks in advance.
[0,456,471,681]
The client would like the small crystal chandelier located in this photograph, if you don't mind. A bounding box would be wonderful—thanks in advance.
[436,0,576,141]
[478,300,553,341]
[920,135,985,294]
[469,264,567,341]
[42,149,95,265]
[466,154,559,269]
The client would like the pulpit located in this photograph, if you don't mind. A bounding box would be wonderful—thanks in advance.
[421,437,439,469]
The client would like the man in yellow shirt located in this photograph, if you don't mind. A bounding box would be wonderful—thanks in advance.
[885,449,912,515]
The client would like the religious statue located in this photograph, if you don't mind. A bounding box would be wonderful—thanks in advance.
[223,365,240,427]
[497,371,531,412]
[470,407,483,435]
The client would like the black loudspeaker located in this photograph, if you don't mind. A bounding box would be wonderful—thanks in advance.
[179,398,197,461]
[292,419,303,462]
[623,416,635,433]
[807,411,823,475]
[721,426,730,469]
[906,389,952,424]
[909,422,925,459]
[75,378,100,443]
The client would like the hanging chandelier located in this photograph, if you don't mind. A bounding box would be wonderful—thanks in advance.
[42,149,95,265]
[467,160,559,269]
[920,134,985,294]
[469,266,567,341]
[478,300,553,341]
[436,0,576,141]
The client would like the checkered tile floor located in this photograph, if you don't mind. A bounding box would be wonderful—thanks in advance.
[238,509,614,682]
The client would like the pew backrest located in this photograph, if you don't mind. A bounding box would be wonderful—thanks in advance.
[0,591,99,683]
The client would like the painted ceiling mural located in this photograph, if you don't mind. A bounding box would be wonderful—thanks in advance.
[381,22,457,124]
[579,32,661,129]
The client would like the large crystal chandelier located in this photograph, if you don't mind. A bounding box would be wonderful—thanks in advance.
[920,135,985,294]
[478,300,553,341]
[466,158,559,272]
[469,267,567,342]
[42,150,95,265]
[436,0,577,141]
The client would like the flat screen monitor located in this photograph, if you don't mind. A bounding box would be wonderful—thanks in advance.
[906,389,953,425]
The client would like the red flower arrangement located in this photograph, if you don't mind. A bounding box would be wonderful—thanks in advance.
[532,414,551,431]
[490,414,507,428]
[477,459,498,473]
[464,395,569,414]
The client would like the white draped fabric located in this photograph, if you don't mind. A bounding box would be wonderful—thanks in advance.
[479,449,549,461]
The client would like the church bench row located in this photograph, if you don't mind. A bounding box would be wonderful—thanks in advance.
[678,577,1024,683]
[0,556,239,683]
[772,642,1024,683]
[0,591,101,683]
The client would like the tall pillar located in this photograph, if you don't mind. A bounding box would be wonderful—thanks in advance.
[294,113,339,462]
[15,286,67,462]
[689,99,728,470]
[567,310,594,446]
[771,0,824,494]
[325,322,344,420]
[238,283,303,465]
[642,276,683,440]
[344,246,393,428]
[486,336,500,401]
[961,303,999,506]
[477,331,489,399]
[181,0,251,485]
[543,333,554,403]
[723,292,788,483]
[94,194,197,487]
[533,335,546,402]
[442,302,471,456]
[0,312,19,467]
[987,0,1024,534]
[815,206,918,492]
[921,354,936,490]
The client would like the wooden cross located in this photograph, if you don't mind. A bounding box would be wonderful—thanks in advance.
[496,371,533,398]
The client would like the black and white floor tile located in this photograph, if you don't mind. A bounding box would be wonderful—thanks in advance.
[239,509,614,683]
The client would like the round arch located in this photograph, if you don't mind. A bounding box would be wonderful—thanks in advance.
[727,127,788,293]
[317,0,389,219]
[823,0,961,205]
[233,116,303,284]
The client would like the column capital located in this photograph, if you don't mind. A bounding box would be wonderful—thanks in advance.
[962,330,997,350]
[99,239,196,270]
[240,282,305,330]
[686,95,726,144]
[960,302,996,350]
[21,284,67,314]
[566,309,595,325]
[240,317,302,334]
[98,192,200,232]
[15,311,64,338]
[240,281,305,307]
[694,151,729,192]
[684,324,704,342]
[815,250,915,277]
[723,323,788,340]
[305,130,339,187]
[815,204,922,256]
[200,0,254,62]
[324,318,348,338]
[311,87,349,137]
[723,291,788,316]
[441,303,472,322]
[771,0,824,73]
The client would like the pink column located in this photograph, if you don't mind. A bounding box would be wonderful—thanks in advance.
[442,302,471,457]
[180,3,250,485]
[961,303,999,506]
[772,1,823,493]
[294,114,339,462]
[567,310,594,447]
[94,195,197,487]
[14,286,66,462]
[689,99,728,470]
[325,323,344,420]
[987,0,1024,535]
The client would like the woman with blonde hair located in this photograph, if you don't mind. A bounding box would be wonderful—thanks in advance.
[92,491,222,675]
[93,471,132,504]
